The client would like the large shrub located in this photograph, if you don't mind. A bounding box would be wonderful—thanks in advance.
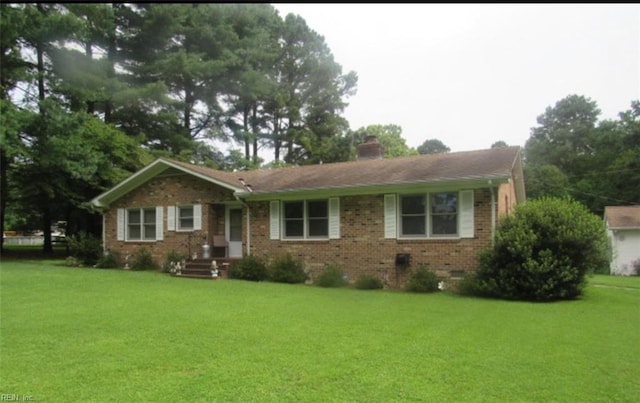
[475,197,611,301]
[268,254,307,284]
[229,255,269,281]
[67,231,102,266]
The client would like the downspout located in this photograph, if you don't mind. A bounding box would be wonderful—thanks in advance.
[488,181,496,246]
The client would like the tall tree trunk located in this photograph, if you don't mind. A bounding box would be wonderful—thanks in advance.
[104,5,117,124]
[36,4,52,254]
[42,204,53,254]
[0,149,7,252]
[85,41,95,114]
[251,104,259,164]
[243,105,250,159]
[273,115,281,162]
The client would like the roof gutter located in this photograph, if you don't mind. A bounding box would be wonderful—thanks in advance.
[489,180,496,245]
[236,174,512,201]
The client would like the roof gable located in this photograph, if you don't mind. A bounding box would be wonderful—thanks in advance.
[90,158,244,207]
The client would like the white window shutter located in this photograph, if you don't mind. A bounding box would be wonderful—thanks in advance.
[270,201,280,240]
[116,208,125,241]
[328,197,340,239]
[459,190,474,238]
[167,206,176,231]
[156,206,164,241]
[384,194,397,239]
[193,204,202,231]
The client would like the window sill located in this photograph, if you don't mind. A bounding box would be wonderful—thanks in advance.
[396,236,461,242]
[280,238,331,242]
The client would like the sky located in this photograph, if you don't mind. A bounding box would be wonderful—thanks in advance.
[271,3,639,153]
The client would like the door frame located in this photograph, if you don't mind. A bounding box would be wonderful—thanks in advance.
[225,204,243,258]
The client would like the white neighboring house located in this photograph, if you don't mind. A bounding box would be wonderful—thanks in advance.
[604,206,640,275]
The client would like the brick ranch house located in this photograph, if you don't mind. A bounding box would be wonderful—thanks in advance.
[90,138,526,287]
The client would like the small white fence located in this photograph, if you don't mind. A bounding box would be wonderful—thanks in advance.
[3,236,44,246]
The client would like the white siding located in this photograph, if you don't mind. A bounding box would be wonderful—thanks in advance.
[610,229,640,275]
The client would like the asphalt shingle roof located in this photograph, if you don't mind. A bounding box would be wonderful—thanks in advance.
[169,146,522,195]
[605,205,640,229]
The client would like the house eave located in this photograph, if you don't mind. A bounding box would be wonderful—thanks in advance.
[236,174,511,201]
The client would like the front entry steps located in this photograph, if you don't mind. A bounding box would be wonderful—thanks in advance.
[169,258,238,279]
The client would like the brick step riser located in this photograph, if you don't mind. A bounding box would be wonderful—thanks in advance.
[170,259,238,279]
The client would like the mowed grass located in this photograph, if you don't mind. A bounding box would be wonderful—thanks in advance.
[1,260,639,402]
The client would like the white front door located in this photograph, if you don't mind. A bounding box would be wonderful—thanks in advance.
[227,207,243,258]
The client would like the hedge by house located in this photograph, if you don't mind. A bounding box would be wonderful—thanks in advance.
[473,197,611,302]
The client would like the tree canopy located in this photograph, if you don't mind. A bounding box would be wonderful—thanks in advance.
[0,3,358,251]
[417,138,450,155]
[524,95,639,214]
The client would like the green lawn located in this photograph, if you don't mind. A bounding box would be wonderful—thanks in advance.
[1,260,639,402]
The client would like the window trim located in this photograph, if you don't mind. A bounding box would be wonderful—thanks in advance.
[176,205,194,231]
[398,192,460,239]
[126,207,157,242]
[282,199,329,240]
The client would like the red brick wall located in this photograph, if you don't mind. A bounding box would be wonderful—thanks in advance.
[497,181,517,220]
[103,173,495,288]
[104,173,236,266]
[247,189,493,288]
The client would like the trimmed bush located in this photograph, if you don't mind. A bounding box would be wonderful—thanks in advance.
[65,256,82,268]
[229,255,269,281]
[67,231,102,266]
[96,251,121,269]
[354,274,384,290]
[314,263,347,288]
[456,272,482,297]
[130,248,158,271]
[268,254,307,284]
[475,197,611,301]
[406,264,440,293]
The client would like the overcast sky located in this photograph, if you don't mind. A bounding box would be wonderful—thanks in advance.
[272,3,639,152]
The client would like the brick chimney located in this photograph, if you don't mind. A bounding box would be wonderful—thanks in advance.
[357,135,384,160]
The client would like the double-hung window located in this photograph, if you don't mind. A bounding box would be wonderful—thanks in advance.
[399,192,458,237]
[177,205,194,230]
[167,204,201,232]
[430,193,457,236]
[127,207,156,241]
[283,200,329,239]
